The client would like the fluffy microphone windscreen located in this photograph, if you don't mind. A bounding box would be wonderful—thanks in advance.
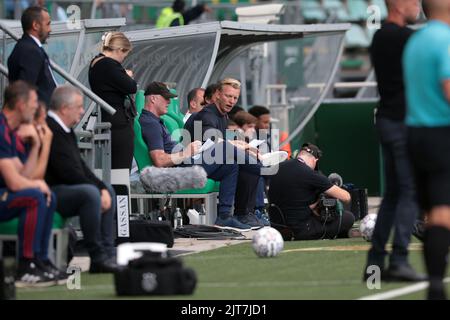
[140,165,208,193]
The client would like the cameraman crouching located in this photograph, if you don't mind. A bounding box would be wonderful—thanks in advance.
[268,143,355,240]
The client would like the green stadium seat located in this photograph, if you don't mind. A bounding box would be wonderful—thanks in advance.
[347,0,369,22]
[323,0,350,22]
[345,24,371,48]
[302,0,327,22]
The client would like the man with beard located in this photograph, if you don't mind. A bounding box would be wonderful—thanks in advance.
[8,6,57,106]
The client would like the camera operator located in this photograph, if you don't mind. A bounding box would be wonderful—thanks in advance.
[268,143,355,240]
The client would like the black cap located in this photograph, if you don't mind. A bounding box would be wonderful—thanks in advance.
[301,143,322,160]
[144,82,177,99]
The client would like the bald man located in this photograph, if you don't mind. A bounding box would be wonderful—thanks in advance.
[403,0,450,300]
[364,0,424,283]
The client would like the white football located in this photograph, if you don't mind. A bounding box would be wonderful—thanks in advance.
[252,227,284,258]
[359,213,377,241]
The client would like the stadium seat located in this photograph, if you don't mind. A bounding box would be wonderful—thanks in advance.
[347,0,369,22]
[322,0,351,22]
[0,212,68,268]
[301,0,327,22]
[345,24,371,48]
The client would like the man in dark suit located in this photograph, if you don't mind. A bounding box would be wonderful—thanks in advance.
[45,85,119,273]
[8,6,57,106]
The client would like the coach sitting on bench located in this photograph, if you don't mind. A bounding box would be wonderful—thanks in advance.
[45,85,119,273]
[268,143,355,240]
[138,82,259,231]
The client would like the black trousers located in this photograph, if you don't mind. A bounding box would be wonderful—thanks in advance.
[111,124,134,170]
[291,211,355,240]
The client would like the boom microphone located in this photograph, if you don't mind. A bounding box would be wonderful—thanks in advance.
[140,165,208,193]
[328,173,343,187]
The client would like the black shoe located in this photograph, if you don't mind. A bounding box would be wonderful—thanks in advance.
[387,264,427,282]
[89,258,121,274]
[428,280,447,300]
[15,259,56,288]
[40,260,68,285]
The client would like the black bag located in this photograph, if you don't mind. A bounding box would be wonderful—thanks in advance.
[114,253,197,296]
[349,188,368,220]
[124,94,137,121]
[116,219,174,248]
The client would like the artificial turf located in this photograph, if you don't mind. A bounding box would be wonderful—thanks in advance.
[16,237,449,300]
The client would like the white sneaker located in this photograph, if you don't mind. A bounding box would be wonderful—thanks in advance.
[259,151,288,167]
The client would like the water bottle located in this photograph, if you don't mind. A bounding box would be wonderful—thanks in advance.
[174,208,183,229]
[199,204,206,225]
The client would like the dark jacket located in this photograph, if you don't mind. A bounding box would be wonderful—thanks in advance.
[88,54,137,128]
[7,33,57,106]
[45,116,106,190]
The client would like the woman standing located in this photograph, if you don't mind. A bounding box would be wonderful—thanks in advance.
[89,31,137,170]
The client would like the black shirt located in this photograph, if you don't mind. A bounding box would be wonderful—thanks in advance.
[268,159,333,221]
[88,54,137,128]
[184,104,228,144]
[370,22,414,121]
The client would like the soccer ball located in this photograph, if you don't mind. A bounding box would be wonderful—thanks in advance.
[359,213,377,241]
[252,227,284,258]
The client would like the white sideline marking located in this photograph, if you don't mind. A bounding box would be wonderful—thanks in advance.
[358,277,450,300]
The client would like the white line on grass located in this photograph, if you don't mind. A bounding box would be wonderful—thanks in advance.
[357,277,450,300]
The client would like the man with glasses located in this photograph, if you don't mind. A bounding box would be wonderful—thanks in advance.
[268,143,354,240]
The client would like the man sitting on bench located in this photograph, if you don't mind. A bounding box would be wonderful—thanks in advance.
[0,81,57,287]
[139,82,254,231]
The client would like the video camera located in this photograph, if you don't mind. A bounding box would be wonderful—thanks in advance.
[316,173,345,223]
[317,194,343,223]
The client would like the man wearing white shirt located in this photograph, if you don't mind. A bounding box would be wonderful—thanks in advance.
[183,88,205,123]
[8,6,57,106]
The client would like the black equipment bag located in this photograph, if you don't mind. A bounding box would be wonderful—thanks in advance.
[114,253,197,296]
[116,219,174,248]
[348,188,368,220]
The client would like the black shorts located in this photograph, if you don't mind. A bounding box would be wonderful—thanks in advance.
[408,126,450,211]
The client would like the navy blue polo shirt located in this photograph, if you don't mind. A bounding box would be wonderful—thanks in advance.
[0,113,21,188]
[139,109,177,153]
[184,104,228,143]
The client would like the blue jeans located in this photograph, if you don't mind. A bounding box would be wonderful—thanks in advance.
[52,184,116,262]
[194,141,262,218]
[368,117,419,268]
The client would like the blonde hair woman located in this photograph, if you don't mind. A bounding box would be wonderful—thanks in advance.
[89,32,137,170]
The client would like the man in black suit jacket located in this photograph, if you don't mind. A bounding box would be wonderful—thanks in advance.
[8,6,57,106]
[46,85,119,273]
